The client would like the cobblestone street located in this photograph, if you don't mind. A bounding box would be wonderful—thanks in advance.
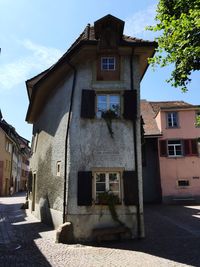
[1,193,200,267]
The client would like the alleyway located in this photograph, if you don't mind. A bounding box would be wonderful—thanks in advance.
[0,193,200,266]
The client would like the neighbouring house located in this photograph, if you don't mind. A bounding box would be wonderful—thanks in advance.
[0,121,12,196]
[149,101,200,204]
[0,111,30,195]
[25,14,157,242]
[140,100,162,203]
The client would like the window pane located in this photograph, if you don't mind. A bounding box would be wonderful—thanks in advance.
[97,95,107,118]
[167,112,178,127]
[96,183,106,192]
[101,57,115,70]
[109,95,120,116]
[168,146,175,155]
[175,146,182,155]
[96,173,106,182]
[109,183,119,192]
[109,173,118,182]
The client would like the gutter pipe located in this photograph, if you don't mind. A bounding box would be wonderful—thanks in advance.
[130,50,142,238]
[63,61,77,224]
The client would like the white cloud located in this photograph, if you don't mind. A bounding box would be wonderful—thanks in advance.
[0,40,63,91]
[124,4,157,39]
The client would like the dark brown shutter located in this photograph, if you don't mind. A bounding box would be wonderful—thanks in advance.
[160,140,167,157]
[77,171,92,206]
[184,139,190,156]
[123,90,137,120]
[191,139,198,155]
[80,89,95,119]
[123,171,138,205]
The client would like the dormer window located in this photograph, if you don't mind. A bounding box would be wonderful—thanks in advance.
[101,57,115,71]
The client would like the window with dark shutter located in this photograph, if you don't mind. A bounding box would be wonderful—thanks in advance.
[80,90,95,119]
[123,90,137,120]
[77,171,92,206]
[160,140,167,156]
[123,171,138,205]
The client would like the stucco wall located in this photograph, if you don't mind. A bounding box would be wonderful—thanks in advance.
[29,54,143,239]
[30,73,73,227]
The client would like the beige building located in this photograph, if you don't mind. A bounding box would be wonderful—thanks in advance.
[0,111,30,196]
[0,126,13,196]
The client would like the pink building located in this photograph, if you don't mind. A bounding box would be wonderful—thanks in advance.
[150,101,200,203]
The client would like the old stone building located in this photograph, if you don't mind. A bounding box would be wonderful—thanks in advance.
[26,14,157,241]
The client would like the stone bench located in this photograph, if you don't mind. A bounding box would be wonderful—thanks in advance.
[92,225,131,242]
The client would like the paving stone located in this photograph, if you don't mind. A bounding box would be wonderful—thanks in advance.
[0,193,200,266]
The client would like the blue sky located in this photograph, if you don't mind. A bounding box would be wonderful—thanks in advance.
[0,0,199,141]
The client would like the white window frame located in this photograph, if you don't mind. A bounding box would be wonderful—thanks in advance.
[167,112,178,128]
[94,171,121,203]
[96,93,121,118]
[167,140,183,157]
[101,57,115,71]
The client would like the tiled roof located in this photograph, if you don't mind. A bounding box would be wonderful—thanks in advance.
[150,101,195,115]
[67,25,154,53]
[140,100,161,137]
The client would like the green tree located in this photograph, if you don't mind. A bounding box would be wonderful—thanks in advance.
[148,0,200,91]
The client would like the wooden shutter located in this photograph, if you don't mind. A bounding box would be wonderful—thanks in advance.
[160,140,167,157]
[191,139,198,155]
[123,90,137,120]
[80,89,95,119]
[123,171,138,205]
[184,139,198,156]
[77,171,92,206]
[184,139,190,156]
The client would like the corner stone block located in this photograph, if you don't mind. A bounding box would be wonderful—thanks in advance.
[56,222,74,244]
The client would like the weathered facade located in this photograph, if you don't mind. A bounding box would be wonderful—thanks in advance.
[26,15,157,241]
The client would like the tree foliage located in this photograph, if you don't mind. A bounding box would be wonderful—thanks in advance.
[148,0,200,91]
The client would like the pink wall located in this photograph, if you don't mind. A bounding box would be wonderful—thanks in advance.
[157,109,200,199]
[160,157,200,196]
[160,110,200,139]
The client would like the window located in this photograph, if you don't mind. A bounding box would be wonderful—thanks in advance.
[167,140,183,157]
[96,94,120,118]
[95,172,121,203]
[167,112,178,128]
[56,161,61,176]
[101,57,115,70]
[178,180,190,187]
[81,89,137,120]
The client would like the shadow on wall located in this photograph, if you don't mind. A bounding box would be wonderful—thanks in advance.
[33,79,70,137]
[39,195,53,227]
[35,146,63,227]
